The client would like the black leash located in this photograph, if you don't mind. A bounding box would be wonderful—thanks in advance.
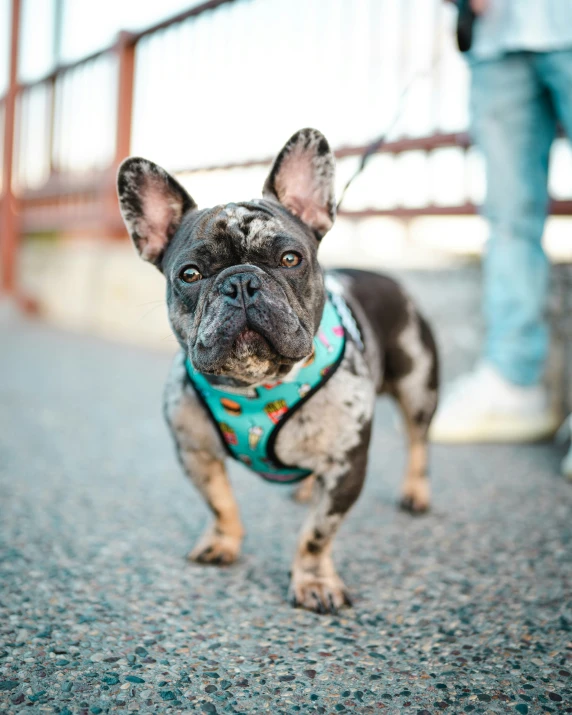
[336,63,437,211]
[337,3,471,212]
[336,134,389,212]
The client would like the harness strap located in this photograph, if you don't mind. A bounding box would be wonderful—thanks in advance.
[185,293,360,483]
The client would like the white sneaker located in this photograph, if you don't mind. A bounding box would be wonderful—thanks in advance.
[429,363,560,444]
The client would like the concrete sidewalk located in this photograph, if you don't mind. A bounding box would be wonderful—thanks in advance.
[1,299,571,714]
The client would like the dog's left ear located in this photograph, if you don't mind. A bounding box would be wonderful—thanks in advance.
[262,128,336,239]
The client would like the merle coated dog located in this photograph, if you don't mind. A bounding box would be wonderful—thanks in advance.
[117,128,438,614]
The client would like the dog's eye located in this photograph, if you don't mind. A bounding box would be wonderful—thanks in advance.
[280,251,302,268]
[180,265,202,283]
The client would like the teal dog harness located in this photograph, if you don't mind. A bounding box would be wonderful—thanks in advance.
[185,296,351,483]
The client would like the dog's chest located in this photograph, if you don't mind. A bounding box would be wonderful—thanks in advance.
[165,340,375,484]
[274,341,375,478]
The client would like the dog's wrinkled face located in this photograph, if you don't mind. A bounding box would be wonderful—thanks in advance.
[162,200,326,384]
[117,129,336,385]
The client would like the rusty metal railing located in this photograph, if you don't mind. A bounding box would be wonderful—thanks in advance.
[1,0,571,305]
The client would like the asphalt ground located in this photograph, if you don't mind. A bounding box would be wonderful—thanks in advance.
[1,270,571,714]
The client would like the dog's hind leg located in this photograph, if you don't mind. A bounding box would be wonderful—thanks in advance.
[397,408,433,514]
[385,308,439,514]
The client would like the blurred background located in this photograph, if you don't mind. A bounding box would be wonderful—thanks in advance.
[1,0,572,352]
[3,6,572,709]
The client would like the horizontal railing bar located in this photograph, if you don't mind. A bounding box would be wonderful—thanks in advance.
[21,209,125,234]
[339,204,478,218]
[336,132,472,158]
[20,199,572,232]
[10,0,239,96]
[173,132,472,175]
[133,0,239,41]
[17,47,112,91]
[13,133,473,202]
[339,200,572,219]
[16,172,107,199]
[18,167,572,220]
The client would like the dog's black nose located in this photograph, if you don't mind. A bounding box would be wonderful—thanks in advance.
[221,273,261,303]
[221,277,239,300]
[244,275,260,298]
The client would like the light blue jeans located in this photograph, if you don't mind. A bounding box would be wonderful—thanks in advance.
[470,50,572,386]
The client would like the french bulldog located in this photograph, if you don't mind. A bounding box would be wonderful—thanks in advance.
[117,128,439,614]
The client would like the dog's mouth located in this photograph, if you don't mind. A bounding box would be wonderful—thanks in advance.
[229,327,278,365]
[190,286,314,381]
[191,324,307,384]
[233,328,271,355]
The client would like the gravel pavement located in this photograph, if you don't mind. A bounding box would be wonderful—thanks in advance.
[1,271,571,714]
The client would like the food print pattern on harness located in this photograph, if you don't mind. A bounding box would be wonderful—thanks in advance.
[185,293,362,483]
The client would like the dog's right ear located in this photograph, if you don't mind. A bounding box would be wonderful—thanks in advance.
[262,128,336,239]
[117,157,197,267]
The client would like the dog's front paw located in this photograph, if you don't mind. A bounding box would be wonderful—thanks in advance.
[399,478,430,514]
[289,570,352,614]
[187,528,242,566]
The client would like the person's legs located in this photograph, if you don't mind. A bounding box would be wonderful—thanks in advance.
[431,52,560,443]
[535,49,572,139]
[473,53,556,386]
[534,48,572,472]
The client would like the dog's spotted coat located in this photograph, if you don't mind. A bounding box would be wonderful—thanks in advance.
[117,128,439,613]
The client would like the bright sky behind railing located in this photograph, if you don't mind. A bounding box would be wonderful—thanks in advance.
[0,0,202,90]
[1,0,571,209]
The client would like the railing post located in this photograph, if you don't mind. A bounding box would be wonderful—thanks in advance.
[103,30,136,237]
[1,0,21,297]
[46,75,57,175]
[115,31,135,166]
